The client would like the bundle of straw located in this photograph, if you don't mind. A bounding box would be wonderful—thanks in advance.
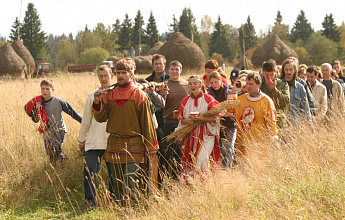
[165,99,240,143]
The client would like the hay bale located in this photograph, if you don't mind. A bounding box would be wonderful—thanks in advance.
[134,55,153,74]
[147,42,164,55]
[106,56,120,64]
[0,43,27,78]
[251,34,298,67]
[11,40,35,77]
[157,32,206,74]
[234,56,254,70]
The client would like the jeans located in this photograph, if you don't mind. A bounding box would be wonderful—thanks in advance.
[159,123,180,180]
[106,162,141,204]
[220,127,236,169]
[84,150,105,201]
[43,130,66,163]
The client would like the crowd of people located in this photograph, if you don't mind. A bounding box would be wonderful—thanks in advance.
[24,54,345,210]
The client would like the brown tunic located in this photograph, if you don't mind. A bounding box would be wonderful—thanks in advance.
[92,84,158,163]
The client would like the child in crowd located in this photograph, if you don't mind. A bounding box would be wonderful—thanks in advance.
[25,79,82,163]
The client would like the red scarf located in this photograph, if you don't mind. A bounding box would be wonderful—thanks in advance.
[191,91,203,107]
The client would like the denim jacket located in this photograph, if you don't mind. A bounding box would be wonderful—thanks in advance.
[290,81,312,124]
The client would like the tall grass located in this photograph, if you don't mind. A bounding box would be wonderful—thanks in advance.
[1,74,345,219]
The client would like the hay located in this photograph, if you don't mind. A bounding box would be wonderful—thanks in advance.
[165,99,240,143]
[157,32,206,74]
[234,56,253,70]
[251,34,298,67]
[106,56,120,65]
[0,43,27,78]
[134,55,153,74]
[147,41,164,55]
[11,40,35,77]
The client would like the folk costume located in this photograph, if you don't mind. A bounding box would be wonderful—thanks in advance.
[235,91,278,156]
[178,92,220,177]
[92,81,158,202]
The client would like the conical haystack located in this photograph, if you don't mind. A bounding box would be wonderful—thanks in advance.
[12,40,35,77]
[0,43,27,78]
[134,55,153,74]
[157,32,206,74]
[147,42,164,55]
[251,34,298,67]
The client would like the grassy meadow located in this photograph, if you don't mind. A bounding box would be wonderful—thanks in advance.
[1,73,345,219]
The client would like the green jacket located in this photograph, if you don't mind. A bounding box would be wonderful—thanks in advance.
[261,78,290,128]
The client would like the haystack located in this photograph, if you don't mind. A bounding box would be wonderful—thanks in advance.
[0,43,27,78]
[12,40,35,78]
[147,42,164,55]
[157,32,206,74]
[106,56,120,64]
[251,34,298,67]
[234,56,254,70]
[134,55,153,74]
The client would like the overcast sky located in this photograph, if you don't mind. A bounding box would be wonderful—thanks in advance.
[1,0,345,40]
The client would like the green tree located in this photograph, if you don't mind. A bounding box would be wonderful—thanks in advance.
[53,39,77,69]
[305,32,338,65]
[169,14,179,35]
[9,17,21,42]
[94,23,115,53]
[178,8,200,44]
[76,30,102,54]
[200,15,214,60]
[131,10,145,48]
[291,10,314,42]
[294,47,312,65]
[242,16,257,50]
[78,47,109,65]
[209,16,231,61]
[224,24,239,62]
[145,11,159,48]
[116,14,132,51]
[322,13,340,42]
[21,3,48,63]
[271,11,290,41]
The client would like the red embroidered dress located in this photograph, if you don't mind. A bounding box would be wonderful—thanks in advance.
[178,92,220,175]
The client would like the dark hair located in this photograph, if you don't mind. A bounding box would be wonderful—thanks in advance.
[152,54,166,66]
[281,58,297,82]
[97,65,112,74]
[262,59,277,72]
[306,66,318,76]
[331,60,341,67]
[246,72,261,85]
[204,59,218,70]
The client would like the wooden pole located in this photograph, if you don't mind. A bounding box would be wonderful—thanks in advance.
[239,28,246,70]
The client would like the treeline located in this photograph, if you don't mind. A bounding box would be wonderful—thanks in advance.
[1,3,345,71]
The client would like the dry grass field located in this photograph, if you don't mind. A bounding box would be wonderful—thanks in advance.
[1,73,345,219]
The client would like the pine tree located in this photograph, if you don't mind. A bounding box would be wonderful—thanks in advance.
[9,17,21,42]
[21,3,48,62]
[242,16,257,50]
[291,10,314,42]
[178,8,199,44]
[116,14,132,51]
[271,11,290,41]
[169,14,179,34]
[208,16,231,60]
[145,11,159,48]
[322,13,340,42]
[131,10,145,47]
[275,10,283,25]
[112,18,121,46]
